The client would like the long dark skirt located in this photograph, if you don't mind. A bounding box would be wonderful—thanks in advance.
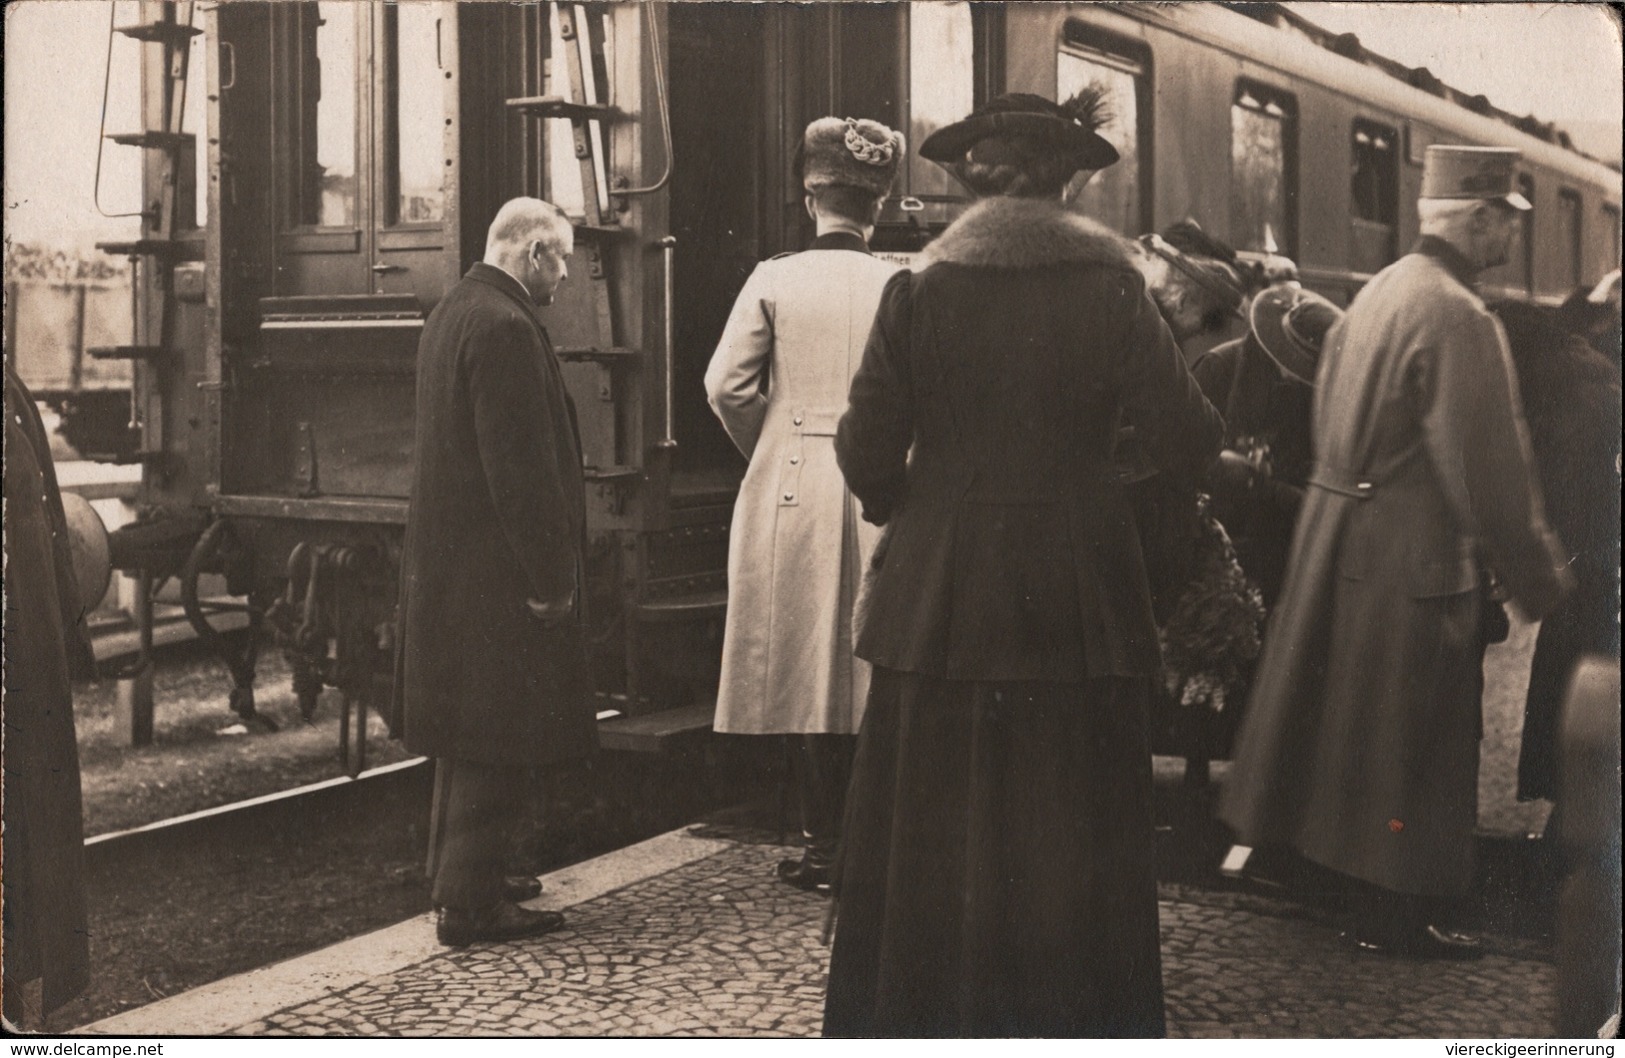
[823,669,1165,1038]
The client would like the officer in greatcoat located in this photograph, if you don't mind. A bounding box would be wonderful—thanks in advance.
[704,117,904,890]
[1220,146,1572,958]
[392,198,596,947]
[3,362,93,1028]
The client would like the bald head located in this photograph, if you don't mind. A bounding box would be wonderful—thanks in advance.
[484,197,574,305]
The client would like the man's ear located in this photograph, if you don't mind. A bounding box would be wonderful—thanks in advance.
[805,195,818,221]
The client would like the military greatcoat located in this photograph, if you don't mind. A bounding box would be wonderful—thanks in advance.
[704,231,900,735]
[1220,238,1569,897]
[3,364,91,1016]
[391,264,596,768]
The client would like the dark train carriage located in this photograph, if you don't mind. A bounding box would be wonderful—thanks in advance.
[99,1,1619,755]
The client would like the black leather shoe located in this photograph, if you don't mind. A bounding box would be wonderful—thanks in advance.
[1341,924,1483,960]
[504,875,543,902]
[777,857,832,893]
[437,901,565,947]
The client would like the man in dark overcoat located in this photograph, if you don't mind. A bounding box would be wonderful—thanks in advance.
[391,198,596,947]
[3,362,92,1027]
[1220,146,1572,958]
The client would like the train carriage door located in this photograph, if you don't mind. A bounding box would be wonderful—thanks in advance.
[271,2,457,306]
[665,3,769,484]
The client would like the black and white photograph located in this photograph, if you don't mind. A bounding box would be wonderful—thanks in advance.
[2,0,1620,1042]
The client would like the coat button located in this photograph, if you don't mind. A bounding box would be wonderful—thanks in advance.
[783,492,794,501]
[793,416,803,426]
[789,456,800,465]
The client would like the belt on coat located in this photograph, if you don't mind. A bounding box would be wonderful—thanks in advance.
[1307,464,1376,500]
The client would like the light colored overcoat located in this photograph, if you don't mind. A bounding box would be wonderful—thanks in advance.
[704,232,900,734]
[1220,239,1570,897]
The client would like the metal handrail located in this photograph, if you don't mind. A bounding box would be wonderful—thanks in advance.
[615,3,673,198]
[656,235,677,449]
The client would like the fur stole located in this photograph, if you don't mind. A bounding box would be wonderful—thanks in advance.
[919,197,1135,271]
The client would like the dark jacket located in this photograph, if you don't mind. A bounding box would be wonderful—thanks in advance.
[3,364,91,1015]
[1493,300,1622,800]
[836,197,1224,682]
[391,264,596,767]
[1191,335,1314,606]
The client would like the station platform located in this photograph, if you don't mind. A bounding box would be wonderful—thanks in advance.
[85,824,1560,1038]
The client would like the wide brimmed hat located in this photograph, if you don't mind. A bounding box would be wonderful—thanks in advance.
[801,117,904,197]
[1249,283,1343,385]
[919,92,1119,171]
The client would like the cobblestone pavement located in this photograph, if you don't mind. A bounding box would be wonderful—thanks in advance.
[236,836,1555,1038]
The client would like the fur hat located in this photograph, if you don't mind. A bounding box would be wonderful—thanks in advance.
[800,117,904,197]
[1249,283,1343,385]
[919,90,1118,172]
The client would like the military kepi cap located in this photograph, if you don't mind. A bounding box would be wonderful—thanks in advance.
[1420,145,1531,210]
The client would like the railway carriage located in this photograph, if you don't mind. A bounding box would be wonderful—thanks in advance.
[95,1,1620,756]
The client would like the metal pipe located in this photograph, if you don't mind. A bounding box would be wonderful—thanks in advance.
[655,235,677,450]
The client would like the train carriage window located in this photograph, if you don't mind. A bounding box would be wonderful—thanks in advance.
[1351,121,1398,226]
[1349,120,1399,273]
[1603,203,1622,269]
[1057,25,1149,235]
[386,3,446,225]
[1558,189,1584,289]
[908,3,975,202]
[1230,81,1297,257]
[187,26,208,229]
[288,2,359,229]
[1509,173,1535,294]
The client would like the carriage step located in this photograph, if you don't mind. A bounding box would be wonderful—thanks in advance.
[556,346,640,361]
[106,131,195,151]
[97,239,184,258]
[571,222,631,240]
[597,701,716,754]
[633,590,728,624]
[116,21,202,45]
[505,96,620,122]
[89,345,165,361]
[583,465,642,482]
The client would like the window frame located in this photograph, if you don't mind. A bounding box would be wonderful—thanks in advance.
[380,2,449,236]
[275,1,365,243]
[1058,20,1154,236]
[1602,202,1622,270]
[1229,78,1299,259]
[1557,188,1584,290]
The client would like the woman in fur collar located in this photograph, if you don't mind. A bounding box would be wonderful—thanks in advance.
[826,90,1223,1037]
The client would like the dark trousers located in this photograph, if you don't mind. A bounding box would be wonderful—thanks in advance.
[427,758,529,909]
[789,734,856,870]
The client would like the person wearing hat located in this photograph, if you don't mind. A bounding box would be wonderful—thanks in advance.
[703,117,904,893]
[1220,145,1571,960]
[1193,282,1343,608]
[827,91,1221,1036]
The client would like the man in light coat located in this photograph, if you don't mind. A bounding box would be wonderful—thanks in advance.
[704,117,903,891]
[392,198,596,947]
[1220,146,1572,958]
